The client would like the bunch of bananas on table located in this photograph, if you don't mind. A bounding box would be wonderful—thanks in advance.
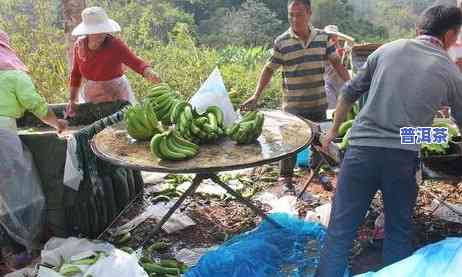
[171,102,225,144]
[150,130,199,161]
[124,104,163,141]
[146,84,182,125]
[125,83,268,161]
[227,111,264,144]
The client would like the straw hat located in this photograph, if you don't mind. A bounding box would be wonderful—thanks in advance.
[72,7,121,36]
[324,25,355,42]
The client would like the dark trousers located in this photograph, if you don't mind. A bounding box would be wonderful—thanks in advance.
[280,110,326,178]
[317,146,419,277]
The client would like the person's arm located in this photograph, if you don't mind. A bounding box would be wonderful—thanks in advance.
[117,39,160,84]
[69,86,80,105]
[327,38,350,82]
[40,107,68,132]
[241,66,274,111]
[326,95,355,140]
[69,42,82,91]
[15,71,67,132]
[241,42,281,110]
[67,43,82,117]
[329,55,350,82]
[142,67,161,84]
[322,52,378,151]
[455,58,462,72]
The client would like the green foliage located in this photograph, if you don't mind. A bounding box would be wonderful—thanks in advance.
[0,0,68,103]
[374,1,417,40]
[125,23,220,101]
[0,0,280,109]
[197,0,285,47]
[312,0,388,43]
[261,0,289,23]
[226,0,284,47]
[217,46,270,68]
[217,45,281,110]
[87,0,195,45]
[2,0,434,109]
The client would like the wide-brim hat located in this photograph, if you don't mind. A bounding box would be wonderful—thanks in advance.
[324,25,355,42]
[0,29,11,49]
[72,7,121,36]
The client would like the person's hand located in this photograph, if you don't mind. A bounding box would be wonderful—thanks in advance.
[438,106,450,118]
[322,129,337,153]
[146,72,161,84]
[240,95,258,111]
[144,68,161,84]
[456,58,462,72]
[65,101,77,118]
[56,119,68,134]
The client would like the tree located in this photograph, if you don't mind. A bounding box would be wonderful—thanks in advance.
[173,0,242,24]
[62,0,85,65]
[230,0,283,46]
[86,0,195,46]
[374,0,417,39]
[310,0,388,42]
[261,0,289,23]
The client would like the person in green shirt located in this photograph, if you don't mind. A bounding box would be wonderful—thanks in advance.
[0,31,67,130]
[0,29,67,270]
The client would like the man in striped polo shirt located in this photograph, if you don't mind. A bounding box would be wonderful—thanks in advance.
[241,0,350,192]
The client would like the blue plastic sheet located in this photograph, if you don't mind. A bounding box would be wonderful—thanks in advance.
[356,238,462,277]
[296,147,311,168]
[185,213,327,277]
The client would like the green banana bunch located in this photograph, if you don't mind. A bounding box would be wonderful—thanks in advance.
[146,83,180,125]
[71,256,98,266]
[150,130,199,161]
[125,104,163,141]
[174,103,196,141]
[338,119,354,137]
[172,104,226,144]
[59,264,82,277]
[206,106,225,129]
[339,128,351,150]
[227,111,264,144]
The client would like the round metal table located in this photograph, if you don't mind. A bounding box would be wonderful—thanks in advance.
[91,110,314,239]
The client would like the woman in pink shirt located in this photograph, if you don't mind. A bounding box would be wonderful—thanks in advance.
[66,7,161,117]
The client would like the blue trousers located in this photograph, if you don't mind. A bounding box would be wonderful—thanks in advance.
[317,146,419,277]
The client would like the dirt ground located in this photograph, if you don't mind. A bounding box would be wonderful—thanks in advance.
[2,165,462,276]
[100,164,462,275]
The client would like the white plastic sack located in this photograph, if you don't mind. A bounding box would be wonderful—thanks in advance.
[431,199,462,224]
[189,67,237,127]
[63,135,83,191]
[268,195,298,215]
[304,203,332,227]
[78,249,148,277]
[41,237,114,266]
[355,238,462,277]
[0,128,45,251]
[40,237,148,277]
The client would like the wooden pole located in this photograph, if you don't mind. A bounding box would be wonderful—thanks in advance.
[63,0,86,66]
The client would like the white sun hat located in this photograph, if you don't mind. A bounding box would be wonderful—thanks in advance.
[324,25,355,42]
[72,7,121,36]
